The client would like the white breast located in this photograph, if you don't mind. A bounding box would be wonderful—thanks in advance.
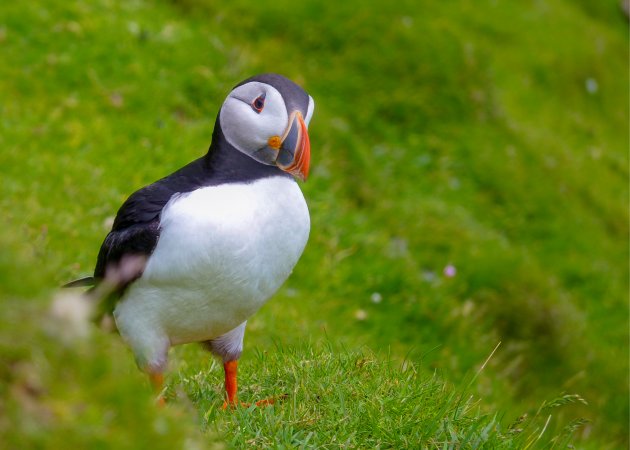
[114,176,310,347]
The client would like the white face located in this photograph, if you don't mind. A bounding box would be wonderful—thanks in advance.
[219,81,314,164]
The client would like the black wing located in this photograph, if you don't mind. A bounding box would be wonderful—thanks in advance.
[94,191,164,284]
[94,220,161,281]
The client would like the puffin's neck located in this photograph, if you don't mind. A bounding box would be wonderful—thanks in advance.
[202,120,289,183]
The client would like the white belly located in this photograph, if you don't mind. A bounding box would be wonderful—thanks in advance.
[114,176,310,347]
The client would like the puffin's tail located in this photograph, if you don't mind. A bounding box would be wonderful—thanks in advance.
[62,277,96,288]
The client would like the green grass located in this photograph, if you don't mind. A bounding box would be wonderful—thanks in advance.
[174,343,589,449]
[0,303,586,449]
[0,0,627,448]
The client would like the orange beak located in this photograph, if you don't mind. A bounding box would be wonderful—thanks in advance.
[275,111,311,181]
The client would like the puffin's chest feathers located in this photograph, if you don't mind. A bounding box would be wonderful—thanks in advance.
[148,175,309,292]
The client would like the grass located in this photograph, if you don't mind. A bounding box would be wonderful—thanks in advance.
[0,0,627,448]
[178,344,587,449]
[0,303,586,449]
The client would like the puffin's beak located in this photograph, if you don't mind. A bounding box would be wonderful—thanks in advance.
[275,111,310,181]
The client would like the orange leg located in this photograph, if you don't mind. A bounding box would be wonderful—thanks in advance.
[149,373,166,406]
[222,360,239,409]
[221,360,286,409]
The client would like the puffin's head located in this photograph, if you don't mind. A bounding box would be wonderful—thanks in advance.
[219,73,314,181]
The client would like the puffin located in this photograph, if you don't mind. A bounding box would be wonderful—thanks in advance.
[65,73,314,407]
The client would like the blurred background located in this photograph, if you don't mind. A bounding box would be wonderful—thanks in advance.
[0,0,627,448]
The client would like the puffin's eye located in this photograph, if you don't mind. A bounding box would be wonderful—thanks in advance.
[251,93,266,113]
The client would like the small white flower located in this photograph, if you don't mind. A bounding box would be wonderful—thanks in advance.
[585,78,598,94]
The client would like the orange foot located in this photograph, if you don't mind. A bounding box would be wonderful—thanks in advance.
[222,394,288,410]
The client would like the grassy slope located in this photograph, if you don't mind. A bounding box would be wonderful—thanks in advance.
[0,0,627,448]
